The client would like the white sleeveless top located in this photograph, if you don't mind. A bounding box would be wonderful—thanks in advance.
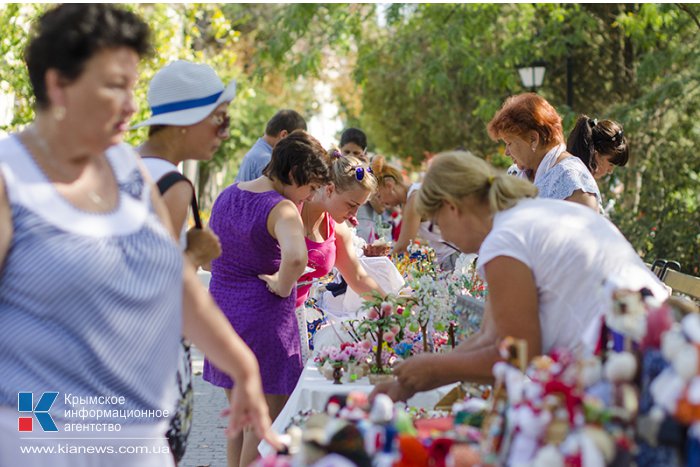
[142,157,188,249]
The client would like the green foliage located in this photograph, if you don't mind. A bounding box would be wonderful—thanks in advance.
[0,3,319,210]
[250,3,700,273]
[1,4,697,271]
[0,4,46,127]
[607,4,700,274]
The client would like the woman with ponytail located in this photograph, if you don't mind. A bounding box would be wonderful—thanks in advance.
[371,155,410,211]
[488,93,602,211]
[371,151,667,402]
[296,148,385,358]
[567,115,629,180]
[371,156,458,269]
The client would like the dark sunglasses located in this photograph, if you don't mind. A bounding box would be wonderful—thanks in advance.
[211,113,230,133]
[354,166,374,181]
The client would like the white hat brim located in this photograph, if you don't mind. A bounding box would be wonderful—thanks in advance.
[130,79,236,129]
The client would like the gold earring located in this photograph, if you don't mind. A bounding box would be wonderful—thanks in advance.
[53,106,66,121]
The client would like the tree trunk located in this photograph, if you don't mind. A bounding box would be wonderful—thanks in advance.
[196,163,212,212]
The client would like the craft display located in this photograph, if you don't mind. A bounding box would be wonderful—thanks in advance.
[281,217,700,467]
[305,244,488,391]
[262,282,699,466]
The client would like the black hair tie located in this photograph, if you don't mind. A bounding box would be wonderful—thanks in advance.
[588,118,598,128]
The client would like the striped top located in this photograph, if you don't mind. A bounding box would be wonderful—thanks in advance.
[0,136,183,424]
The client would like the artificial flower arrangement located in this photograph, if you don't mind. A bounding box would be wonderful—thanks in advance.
[312,292,413,384]
[313,341,371,383]
[452,253,488,299]
[391,329,425,360]
[354,291,414,381]
[392,241,437,279]
[390,241,489,353]
[408,271,457,352]
[310,246,490,384]
[445,254,488,345]
[404,250,487,352]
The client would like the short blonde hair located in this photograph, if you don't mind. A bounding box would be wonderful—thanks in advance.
[416,151,538,218]
[326,148,377,194]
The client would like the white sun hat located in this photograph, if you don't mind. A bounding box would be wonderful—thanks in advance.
[131,60,236,128]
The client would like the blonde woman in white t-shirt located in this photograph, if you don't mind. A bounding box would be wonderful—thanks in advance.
[371,150,667,402]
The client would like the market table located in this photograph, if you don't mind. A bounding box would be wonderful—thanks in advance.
[258,361,457,456]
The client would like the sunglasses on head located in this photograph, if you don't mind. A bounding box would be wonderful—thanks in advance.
[354,166,374,181]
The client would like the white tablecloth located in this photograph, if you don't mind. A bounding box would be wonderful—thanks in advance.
[258,361,456,456]
[320,256,405,320]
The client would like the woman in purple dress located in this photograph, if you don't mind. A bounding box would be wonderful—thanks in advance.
[203,130,330,467]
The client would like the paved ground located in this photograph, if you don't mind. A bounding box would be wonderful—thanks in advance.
[180,346,230,467]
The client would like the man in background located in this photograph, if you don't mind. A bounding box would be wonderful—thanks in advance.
[235,109,307,182]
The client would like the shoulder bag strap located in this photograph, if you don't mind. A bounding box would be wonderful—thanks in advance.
[156,171,203,229]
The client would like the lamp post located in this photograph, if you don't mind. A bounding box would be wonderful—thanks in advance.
[517,61,547,93]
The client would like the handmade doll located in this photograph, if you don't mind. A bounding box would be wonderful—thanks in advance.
[636,298,695,466]
[506,382,552,466]
[649,313,700,464]
[364,393,396,457]
[481,338,529,463]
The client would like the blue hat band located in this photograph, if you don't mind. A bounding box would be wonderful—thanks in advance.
[150,91,223,116]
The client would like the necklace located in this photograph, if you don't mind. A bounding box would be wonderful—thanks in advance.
[27,125,107,207]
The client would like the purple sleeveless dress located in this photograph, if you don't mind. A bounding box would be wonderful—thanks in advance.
[203,184,302,395]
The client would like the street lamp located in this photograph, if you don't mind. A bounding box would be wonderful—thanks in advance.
[517,61,546,92]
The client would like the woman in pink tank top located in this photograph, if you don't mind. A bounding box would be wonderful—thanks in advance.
[296,150,385,360]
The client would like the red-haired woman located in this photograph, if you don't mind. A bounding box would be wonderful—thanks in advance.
[488,93,601,211]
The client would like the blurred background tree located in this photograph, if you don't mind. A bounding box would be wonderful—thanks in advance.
[0,3,318,210]
[245,2,700,273]
[0,3,698,271]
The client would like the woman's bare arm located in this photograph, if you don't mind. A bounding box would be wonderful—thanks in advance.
[334,221,384,296]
